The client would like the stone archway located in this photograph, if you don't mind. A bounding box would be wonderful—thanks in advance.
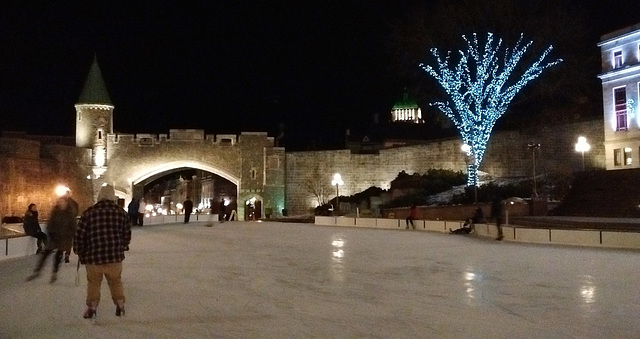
[109,160,242,219]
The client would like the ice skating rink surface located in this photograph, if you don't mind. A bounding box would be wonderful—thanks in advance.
[1,221,639,338]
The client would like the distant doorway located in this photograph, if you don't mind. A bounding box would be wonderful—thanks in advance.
[245,197,262,220]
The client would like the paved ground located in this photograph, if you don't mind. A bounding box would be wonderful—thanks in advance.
[1,221,639,338]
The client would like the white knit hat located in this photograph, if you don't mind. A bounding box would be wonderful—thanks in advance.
[97,184,116,202]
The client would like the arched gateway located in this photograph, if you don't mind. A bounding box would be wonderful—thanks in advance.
[77,57,285,221]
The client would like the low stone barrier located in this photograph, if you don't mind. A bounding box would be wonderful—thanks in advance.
[0,215,219,262]
[315,216,640,250]
[1,235,40,260]
[144,213,215,225]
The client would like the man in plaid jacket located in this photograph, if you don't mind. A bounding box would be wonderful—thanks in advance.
[74,184,132,319]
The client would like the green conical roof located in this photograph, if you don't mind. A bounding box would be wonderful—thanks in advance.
[77,55,112,105]
[392,91,418,110]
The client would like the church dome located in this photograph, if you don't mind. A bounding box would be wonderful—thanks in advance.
[391,91,422,123]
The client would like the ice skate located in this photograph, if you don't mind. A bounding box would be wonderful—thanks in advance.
[26,271,40,281]
[83,307,97,320]
[115,300,125,317]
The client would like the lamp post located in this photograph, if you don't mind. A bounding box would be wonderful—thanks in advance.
[331,173,344,213]
[461,144,478,203]
[527,143,541,197]
[574,136,591,171]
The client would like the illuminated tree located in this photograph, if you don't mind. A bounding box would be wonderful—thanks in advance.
[420,33,561,186]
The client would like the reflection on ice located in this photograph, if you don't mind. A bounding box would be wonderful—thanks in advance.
[2,222,639,338]
[331,234,345,282]
[464,266,484,305]
[580,275,596,305]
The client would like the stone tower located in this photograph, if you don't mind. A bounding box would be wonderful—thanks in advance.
[75,55,114,178]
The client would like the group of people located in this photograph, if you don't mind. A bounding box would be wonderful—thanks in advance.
[24,184,131,320]
[449,194,504,240]
[24,193,78,283]
[127,197,196,224]
[450,206,485,234]
[126,198,147,226]
[405,193,505,240]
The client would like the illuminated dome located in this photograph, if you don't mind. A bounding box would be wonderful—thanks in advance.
[391,91,422,123]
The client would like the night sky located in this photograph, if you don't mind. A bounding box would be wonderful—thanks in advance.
[0,1,638,151]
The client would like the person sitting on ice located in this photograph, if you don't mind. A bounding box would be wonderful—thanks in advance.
[450,207,485,234]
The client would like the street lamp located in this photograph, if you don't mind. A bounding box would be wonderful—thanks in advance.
[574,136,591,171]
[54,185,70,197]
[331,173,344,213]
[527,143,541,197]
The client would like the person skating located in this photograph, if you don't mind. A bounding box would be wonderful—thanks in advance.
[490,193,504,241]
[406,204,417,229]
[137,198,146,226]
[74,184,131,319]
[183,197,193,224]
[127,198,139,226]
[61,189,79,263]
[219,199,226,223]
[26,197,77,283]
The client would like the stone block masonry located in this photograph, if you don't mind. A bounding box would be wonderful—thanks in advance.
[286,120,605,215]
[0,137,94,219]
[0,120,605,220]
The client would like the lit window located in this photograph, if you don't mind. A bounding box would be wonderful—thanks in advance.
[614,148,622,166]
[624,147,633,165]
[614,87,627,131]
[614,50,623,68]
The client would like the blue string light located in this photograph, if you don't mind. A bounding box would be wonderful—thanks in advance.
[419,33,562,187]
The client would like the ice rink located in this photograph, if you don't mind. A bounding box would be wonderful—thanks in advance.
[1,221,639,338]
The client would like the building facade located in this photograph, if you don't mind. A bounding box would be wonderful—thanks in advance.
[390,91,422,123]
[74,57,286,221]
[598,23,640,170]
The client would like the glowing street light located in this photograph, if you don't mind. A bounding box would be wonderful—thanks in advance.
[574,136,591,171]
[460,143,471,153]
[55,185,70,197]
[331,173,344,213]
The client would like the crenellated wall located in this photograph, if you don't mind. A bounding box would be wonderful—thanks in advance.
[0,120,605,220]
[98,130,286,220]
[285,120,605,215]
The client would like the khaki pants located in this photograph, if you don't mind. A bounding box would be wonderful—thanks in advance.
[85,262,125,306]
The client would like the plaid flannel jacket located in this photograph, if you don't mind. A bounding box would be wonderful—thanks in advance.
[74,200,132,265]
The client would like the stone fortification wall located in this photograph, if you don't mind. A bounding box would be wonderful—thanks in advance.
[0,120,604,220]
[483,120,605,177]
[102,130,285,219]
[237,132,286,217]
[286,120,605,215]
[104,132,243,196]
[0,137,93,220]
[0,138,41,159]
